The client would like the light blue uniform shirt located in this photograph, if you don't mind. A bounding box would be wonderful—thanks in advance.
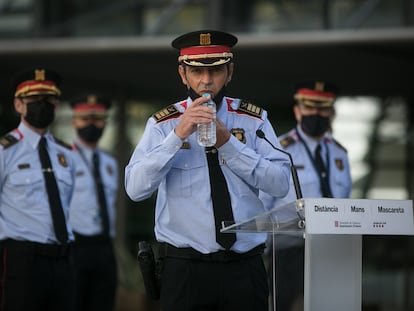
[69,141,118,238]
[125,96,290,254]
[0,122,76,244]
[280,126,351,201]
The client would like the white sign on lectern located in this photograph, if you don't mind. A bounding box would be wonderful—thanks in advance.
[221,198,414,311]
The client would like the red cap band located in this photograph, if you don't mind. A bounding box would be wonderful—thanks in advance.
[295,88,336,100]
[73,103,107,113]
[180,45,231,57]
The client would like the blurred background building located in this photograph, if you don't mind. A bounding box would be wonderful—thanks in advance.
[0,1,413,310]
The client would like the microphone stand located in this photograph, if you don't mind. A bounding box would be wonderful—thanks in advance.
[256,129,305,226]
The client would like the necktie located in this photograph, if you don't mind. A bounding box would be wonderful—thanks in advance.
[206,147,236,249]
[314,143,333,198]
[93,151,110,236]
[38,137,68,244]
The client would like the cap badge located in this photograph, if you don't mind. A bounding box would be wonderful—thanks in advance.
[315,82,325,92]
[87,94,97,105]
[199,33,211,46]
[35,69,46,81]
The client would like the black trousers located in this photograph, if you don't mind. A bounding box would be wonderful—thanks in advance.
[0,239,75,311]
[160,253,268,311]
[73,234,117,311]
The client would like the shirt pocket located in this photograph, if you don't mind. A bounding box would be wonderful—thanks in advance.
[166,149,205,197]
[8,169,44,203]
[54,169,74,199]
[332,167,350,197]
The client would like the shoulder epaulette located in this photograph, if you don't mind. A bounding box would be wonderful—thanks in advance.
[100,149,116,159]
[152,105,180,123]
[237,100,263,118]
[0,133,20,150]
[53,136,73,150]
[333,138,347,153]
[280,136,296,148]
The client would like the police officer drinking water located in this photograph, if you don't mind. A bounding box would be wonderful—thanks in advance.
[125,30,291,311]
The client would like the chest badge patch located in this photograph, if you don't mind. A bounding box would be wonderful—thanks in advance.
[335,159,344,171]
[57,153,68,167]
[230,128,246,144]
[106,165,114,176]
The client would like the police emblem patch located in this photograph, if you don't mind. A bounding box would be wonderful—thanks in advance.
[57,154,68,167]
[230,128,246,144]
[106,165,114,175]
[335,159,344,170]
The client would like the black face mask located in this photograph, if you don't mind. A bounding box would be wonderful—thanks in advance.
[300,114,330,137]
[77,124,104,143]
[24,100,55,128]
[188,86,226,107]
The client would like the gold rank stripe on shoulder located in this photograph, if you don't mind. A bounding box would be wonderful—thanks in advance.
[237,100,263,118]
[0,133,19,149]
[153,105,180,123]
[280,136,296,148]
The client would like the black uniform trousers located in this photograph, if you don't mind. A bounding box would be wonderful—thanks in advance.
[159,243,268,311]
[0,239,75,311]
[73,233,117,311]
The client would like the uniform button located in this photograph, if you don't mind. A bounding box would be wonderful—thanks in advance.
[184,163,188,168]
[25,178,30,183]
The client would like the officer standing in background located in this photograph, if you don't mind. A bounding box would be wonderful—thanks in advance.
[262,79,352,311]
[125,30,291,311]
[0,67,76,311]
[69,93,118,311]
[279,80,351,199]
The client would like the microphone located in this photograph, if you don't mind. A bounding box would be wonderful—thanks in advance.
[256,129,303,200]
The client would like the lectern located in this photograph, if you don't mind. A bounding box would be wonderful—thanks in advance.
[221,198,414,311]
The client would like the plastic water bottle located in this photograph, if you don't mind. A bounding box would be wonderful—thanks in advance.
[197,93,216,147]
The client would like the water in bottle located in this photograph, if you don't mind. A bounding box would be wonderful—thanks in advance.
[197,94,216,147]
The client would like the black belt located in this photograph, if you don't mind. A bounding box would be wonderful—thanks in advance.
[73,232,112,245]
[158,243,265,262]
[1,239,72,258]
